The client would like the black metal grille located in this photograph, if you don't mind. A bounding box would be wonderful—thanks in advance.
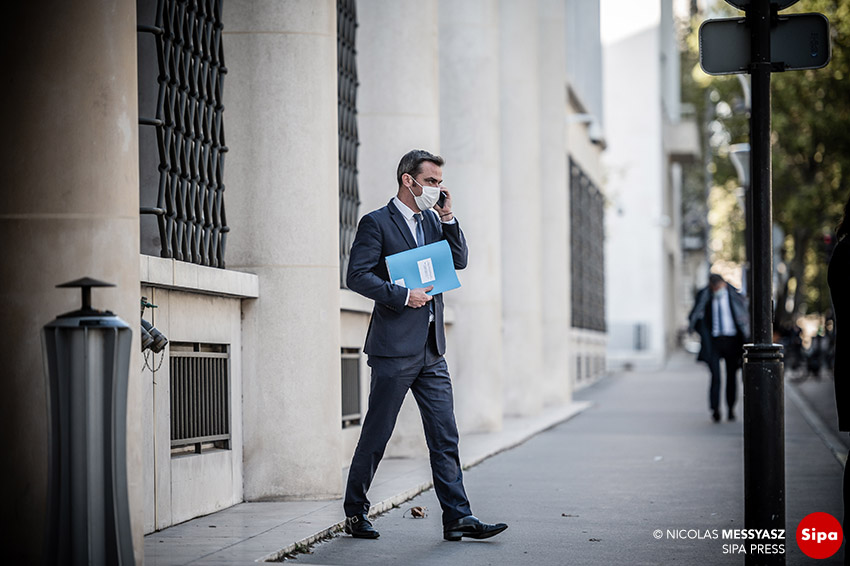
[338,0,360,287]
[341,348,361,428]
[170,343,230,454]
[570,158,606,332]
[137,0,229,268]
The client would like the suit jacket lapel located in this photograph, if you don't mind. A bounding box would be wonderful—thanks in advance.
[387,199,417,249]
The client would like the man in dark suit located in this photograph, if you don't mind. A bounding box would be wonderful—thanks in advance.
[343,149,507,542]
[688,274,751,422]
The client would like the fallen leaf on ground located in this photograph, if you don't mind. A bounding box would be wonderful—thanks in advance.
[403,506,428,519]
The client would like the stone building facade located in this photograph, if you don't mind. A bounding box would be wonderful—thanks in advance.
[2,1,607,562]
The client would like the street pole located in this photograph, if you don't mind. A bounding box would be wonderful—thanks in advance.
[743,1,785,564]
[743,165,754,317]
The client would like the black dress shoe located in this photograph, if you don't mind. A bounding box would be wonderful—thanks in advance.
[728,410,736,421]
[344,514,380,539]
[443,515,508,541]
[712,409,721,423]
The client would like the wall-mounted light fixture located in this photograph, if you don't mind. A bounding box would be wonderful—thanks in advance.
[140,296,168,353]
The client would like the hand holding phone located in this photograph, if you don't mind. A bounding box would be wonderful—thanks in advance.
[437,190,447,208]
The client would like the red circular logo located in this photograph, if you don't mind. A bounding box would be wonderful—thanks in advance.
[796,512,844,559]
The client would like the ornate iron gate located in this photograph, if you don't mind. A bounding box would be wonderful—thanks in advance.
[338,0,360,287]
[137,0,229,267]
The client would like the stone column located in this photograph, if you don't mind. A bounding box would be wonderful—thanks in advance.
[225,0,343,500]
[499,0,544,416]
[0,1,142,562]
[538,0,571,404]
[356,0,440,457]
[357,0,441,218]
[439,0,504,433]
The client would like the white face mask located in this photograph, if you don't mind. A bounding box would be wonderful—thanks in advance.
[408,178,441,211]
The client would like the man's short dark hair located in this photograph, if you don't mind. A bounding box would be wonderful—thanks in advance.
[709,274,725,286]
[396,149,445,186]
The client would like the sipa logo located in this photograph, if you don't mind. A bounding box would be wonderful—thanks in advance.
[796,512,843,559]
[801,528,839,543]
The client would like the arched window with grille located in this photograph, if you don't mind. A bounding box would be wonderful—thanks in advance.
[570,158,606,332]
[137,0,229,268]
[338,0,360,288]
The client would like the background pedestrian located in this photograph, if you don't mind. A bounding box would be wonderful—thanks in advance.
[688,274,751,422]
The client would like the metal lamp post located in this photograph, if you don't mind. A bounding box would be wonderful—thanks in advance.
[742,5,786,564]
[702,2,830,563]
[42,277,134,566]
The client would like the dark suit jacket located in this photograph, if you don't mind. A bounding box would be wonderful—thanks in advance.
[346,199,468,358]
[688,284,750,364]
[828,236,850,431]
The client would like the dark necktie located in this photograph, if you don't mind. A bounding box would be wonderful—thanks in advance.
[414,213,433,316]
[414,213,425,247]
[716,296,724,334]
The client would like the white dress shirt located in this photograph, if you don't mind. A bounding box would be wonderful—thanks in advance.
[391,196,456,240]
[711,290,738,337]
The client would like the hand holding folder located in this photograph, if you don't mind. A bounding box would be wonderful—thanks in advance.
[385,240,461,296]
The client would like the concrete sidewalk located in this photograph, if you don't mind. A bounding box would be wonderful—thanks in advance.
[145,351,846,565]
[144,392,591,564]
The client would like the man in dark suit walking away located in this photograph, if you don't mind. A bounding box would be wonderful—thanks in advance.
[343,149,507,542]
[688,274,751,423]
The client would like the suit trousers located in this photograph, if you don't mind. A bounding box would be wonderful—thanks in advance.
[708,335,742,412]
[343,324,472,525]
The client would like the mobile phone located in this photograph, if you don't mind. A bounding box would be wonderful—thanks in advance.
[437,190,447,208]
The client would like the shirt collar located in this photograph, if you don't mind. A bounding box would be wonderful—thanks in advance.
[392,196,418,221]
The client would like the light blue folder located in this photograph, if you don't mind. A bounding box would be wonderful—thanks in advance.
[385,240,461,296]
